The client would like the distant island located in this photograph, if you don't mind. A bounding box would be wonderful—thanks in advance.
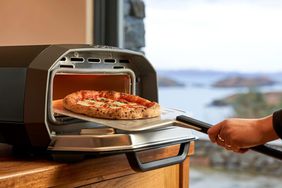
[158,76,185,87]
[211,91,282,107]
[212,76,276,88]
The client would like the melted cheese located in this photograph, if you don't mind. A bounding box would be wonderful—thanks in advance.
[77,100,91,106]
[77,99,104,107]
[112,101,127,106]
[77,98,144,109]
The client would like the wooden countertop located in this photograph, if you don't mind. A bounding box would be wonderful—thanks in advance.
[0,142,194,188]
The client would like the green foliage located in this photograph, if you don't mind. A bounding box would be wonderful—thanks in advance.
[231,88,282,118]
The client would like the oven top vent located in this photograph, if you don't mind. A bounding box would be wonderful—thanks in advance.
[70,57,84,63]
[87,58,101,63]
[59,56,131,66]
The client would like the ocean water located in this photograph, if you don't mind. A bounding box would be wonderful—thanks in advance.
[157,73,282,139]
[159,85,234,124]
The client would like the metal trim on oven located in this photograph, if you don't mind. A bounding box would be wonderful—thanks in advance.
[48,126,197,152]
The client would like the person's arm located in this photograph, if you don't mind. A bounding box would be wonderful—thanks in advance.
[207,115,279,153]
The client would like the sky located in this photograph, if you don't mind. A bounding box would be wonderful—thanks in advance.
[143,0,282,72]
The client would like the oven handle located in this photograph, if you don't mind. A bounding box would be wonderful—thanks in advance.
[176,115,282,160]
[126,142,190,172]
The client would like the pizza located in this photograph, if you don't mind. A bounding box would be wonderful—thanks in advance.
[62,90,160,119]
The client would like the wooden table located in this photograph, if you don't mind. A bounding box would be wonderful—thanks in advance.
[0,142,194,188]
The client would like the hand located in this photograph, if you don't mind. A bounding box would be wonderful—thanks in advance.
[207,116,279,153]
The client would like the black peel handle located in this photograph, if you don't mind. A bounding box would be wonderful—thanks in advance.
[176,115,211,134]
[176,115,282,160]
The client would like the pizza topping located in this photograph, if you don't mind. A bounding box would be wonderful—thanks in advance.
[77,97,145,109]
[63,90,160,119]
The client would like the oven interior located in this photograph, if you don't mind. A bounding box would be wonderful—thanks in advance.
[52,73,132,101]
[48,71,137,136]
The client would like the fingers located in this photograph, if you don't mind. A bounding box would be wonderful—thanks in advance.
[216,136,244,152]
[218,126,233,149]
[215,132,235,151]
[207,123,222,143]
[215,134,225,147]
[208,121,228,147]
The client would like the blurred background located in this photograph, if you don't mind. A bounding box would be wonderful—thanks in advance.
[142,0,282,187]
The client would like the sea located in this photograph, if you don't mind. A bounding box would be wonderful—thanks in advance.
[157,71,282,140]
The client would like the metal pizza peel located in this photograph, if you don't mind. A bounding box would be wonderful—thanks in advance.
[53,99,282,160]
[52,99,192,131]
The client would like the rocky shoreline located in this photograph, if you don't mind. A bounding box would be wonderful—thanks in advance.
[158,76,185,87]
[211,91,282,107]
[212,76,276,88]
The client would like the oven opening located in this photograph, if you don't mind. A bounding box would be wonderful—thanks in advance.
[50,71,135,128]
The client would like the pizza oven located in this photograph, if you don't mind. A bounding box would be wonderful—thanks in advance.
[0,44,196,171]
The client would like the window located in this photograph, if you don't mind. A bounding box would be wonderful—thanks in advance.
[144,0,282,187]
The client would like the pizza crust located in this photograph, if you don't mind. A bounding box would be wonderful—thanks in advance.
[63,90,160,119]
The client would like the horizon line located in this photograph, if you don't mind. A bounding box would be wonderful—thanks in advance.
[156,68,282,74]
